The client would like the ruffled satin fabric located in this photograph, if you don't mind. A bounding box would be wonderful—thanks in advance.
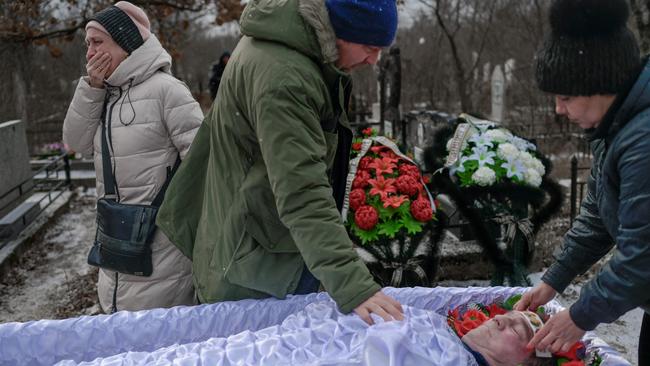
[0,287,631,366]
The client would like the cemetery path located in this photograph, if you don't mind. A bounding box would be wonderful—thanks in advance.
[0,190,99,323]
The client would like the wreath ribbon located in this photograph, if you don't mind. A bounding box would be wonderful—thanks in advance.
[492,215,534,256]
[383,257,429,287]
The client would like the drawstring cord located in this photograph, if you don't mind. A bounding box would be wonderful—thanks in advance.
[119,78,137,126]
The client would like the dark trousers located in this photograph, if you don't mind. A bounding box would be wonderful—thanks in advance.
[641,312,650,366]
[293,265,320,295]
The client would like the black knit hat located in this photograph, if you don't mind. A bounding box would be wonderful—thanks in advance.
[536,0,641,96]
[88,6,144,54]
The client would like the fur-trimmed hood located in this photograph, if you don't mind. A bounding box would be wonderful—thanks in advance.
[240,0,338,64]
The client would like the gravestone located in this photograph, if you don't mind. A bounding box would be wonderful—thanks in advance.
[417,123,425,146]
[0,120,37,240]
[371,103,380,123]
[383,120,393,138]
[491,65,506,122]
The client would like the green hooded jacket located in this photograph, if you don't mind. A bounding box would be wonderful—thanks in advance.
[156,0,380,313]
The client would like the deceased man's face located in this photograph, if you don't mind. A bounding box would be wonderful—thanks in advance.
[463,311,538,365]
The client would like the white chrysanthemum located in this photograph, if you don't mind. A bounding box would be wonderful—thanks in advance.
[499,128,513,138]
[532,159,546,176]
[472,166,496,186]
[524,169,542,187]
[520,152,546,176]
[497,143,520,160]
[484,129,509,143]
[509,136,536,151]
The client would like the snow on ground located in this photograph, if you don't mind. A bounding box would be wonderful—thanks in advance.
[0,189,99,323]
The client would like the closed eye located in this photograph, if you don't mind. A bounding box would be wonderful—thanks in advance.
[512,327,520,338]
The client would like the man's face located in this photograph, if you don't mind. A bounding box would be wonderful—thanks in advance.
[335,39,382,72]
[554,94,615,130]
[464,311,535,364]
[85,27,128,77]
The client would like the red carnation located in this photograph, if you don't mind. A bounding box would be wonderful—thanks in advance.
[349,189,366,211]
[411,197,433,222]
[358,156,373,171]
[355,205,379,230]
[353,170,371,189]
[463,309,489,322]
[458,309,490,334]
[362,127,374,137]
[460,318,482,334]
[352,142,362,151]
[396,174,420,197]
[399,164,421,179]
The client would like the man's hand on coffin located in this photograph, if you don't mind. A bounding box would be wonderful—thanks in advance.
[354,290,404,325]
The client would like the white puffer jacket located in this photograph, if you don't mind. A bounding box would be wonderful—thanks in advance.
[63,35,203,312]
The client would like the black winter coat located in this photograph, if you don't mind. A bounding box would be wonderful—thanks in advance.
[543,58,650,331]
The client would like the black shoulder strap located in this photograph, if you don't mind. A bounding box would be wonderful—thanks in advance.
[100,91,119,201]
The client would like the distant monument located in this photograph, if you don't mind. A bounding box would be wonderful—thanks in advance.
[491,65,506,122]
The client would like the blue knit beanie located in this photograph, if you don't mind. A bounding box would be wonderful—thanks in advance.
[325,0,398,48]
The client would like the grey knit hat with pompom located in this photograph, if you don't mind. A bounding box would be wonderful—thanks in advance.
[536,0,641,96]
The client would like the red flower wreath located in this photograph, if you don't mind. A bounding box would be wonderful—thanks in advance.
[346,129,437,245]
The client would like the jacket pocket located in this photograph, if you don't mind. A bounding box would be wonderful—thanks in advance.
[225,231,303,298]
[244,182,299,254]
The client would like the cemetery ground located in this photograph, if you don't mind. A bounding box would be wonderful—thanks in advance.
[0,186,642,365]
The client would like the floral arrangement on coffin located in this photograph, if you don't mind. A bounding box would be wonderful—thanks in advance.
[343,128,443,287]
[447,294,603,366]
[424,114,564,287]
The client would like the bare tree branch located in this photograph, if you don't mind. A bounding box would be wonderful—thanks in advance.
[465,0,497,83]
[630,0,650,54]
[433,0,472,111]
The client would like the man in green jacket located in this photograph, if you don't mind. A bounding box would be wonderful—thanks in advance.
[157,0,403,324]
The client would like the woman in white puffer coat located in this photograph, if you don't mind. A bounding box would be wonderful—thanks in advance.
[63,1,202,312]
